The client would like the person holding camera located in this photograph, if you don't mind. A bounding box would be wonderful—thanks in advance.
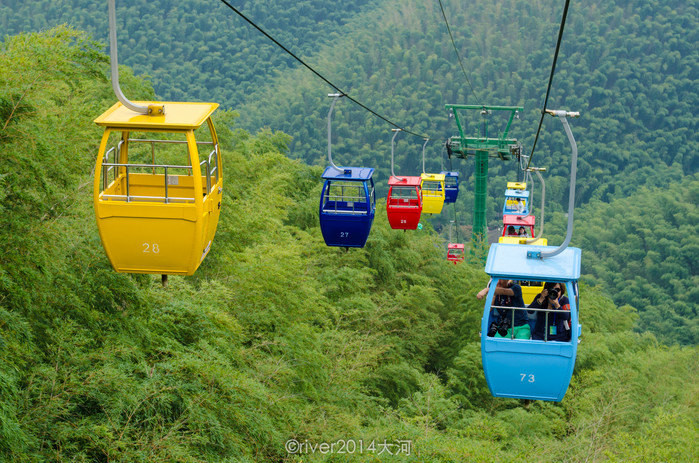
[528,282,571,341]
[477,279,531,339]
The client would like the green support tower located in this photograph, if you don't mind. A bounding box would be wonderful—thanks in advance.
[445,105,523,246]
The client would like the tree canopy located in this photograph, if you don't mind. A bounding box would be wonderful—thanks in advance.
[0,27,696,462]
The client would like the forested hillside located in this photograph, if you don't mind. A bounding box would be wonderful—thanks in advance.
[1,28,697,462]
[236,0,696,210]
[0,0,375,105]
[2,0,696,345]
[544,177,699,346]
[235,0,698,346]
[4,0,694,204]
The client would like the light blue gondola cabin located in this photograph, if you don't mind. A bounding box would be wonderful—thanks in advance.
[502,187,530,216]
[481,243,582,401]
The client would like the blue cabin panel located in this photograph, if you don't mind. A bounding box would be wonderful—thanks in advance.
[480,259,581,402]
[319,213,374,247]
[482,338,575,401]
[319,166,376,248]
[485,244,581,281]
[502,188,530,216]
[441,171,459,203]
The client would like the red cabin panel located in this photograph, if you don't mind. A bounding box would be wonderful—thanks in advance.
[447,243,465,264]
[502,214,536,237]
[386,176,422,230]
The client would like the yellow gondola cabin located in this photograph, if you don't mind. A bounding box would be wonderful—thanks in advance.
[93,101,223,275]
[420,173,446,214]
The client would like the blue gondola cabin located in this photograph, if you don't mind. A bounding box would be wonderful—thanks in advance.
[319,167,376,247]
[503,184,529,216]
[480,243,582,401]
[441,171,460,203]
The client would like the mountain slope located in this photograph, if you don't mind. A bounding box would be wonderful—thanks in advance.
[545,175,699,345]
[233,0,698,345]
[238,0,696,208]
[1,27,696,462]
[2,0,694,212]
[0,0,375,105]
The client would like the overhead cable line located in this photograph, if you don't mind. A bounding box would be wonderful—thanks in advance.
[452,203,460,242]
[437,0,482,107]
[216,0,429,139]
[526,0,571,169]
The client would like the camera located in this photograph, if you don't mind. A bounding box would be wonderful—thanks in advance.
[487,316,511,337]
[497,317,511,336]
[548,288,560,300]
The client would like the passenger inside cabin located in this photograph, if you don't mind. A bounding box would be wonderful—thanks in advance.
[507,225,517,236]
[477,279,531,339]
[518,226,527,236]
[528,282,571,341]
[515,198,525,213]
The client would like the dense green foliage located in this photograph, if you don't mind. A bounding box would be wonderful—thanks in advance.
[2,0,694,202]
[237,0,696,202]
[2,0,696,345]
[0,0,374,105]
[545,176,699,345]
[236,0,699,345]
[1,29,697,462]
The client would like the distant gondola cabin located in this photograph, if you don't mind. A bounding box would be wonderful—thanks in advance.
[503,182,529,216]
[501,214,536,239]
[441,171,460,203]
[319,166,376,247]
[447,243,465,263]
[420,173,446,214]
[386,175,422,230]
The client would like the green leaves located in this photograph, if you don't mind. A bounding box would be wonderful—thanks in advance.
[0,17,697,463]
[560,177,699,345]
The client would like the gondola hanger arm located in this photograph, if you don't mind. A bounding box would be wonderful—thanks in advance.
[390,128,402,178]
[528,109,580,259]
[108,0,163,115]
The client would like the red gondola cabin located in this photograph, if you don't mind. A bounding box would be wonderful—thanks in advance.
[502,214,535,238]
[386,175,422,230]
[447,243,465,264]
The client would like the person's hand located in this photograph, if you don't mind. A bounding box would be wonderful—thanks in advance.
[538,289,548,303]
[477,288,488,300]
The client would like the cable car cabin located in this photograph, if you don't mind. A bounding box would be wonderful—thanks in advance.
[499,236,548,245]
[507,181,527,190]
[441,171,460,203]
[93,101,223,275]
[420,173,446,214]
[319,167,376,247]
[447,243,465,264]
[480,243,582,402]
[500,211,545,304]
[497,236,549,305]
[502,214,536,238]
[503,187,529,216]
[386,176,422,230]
